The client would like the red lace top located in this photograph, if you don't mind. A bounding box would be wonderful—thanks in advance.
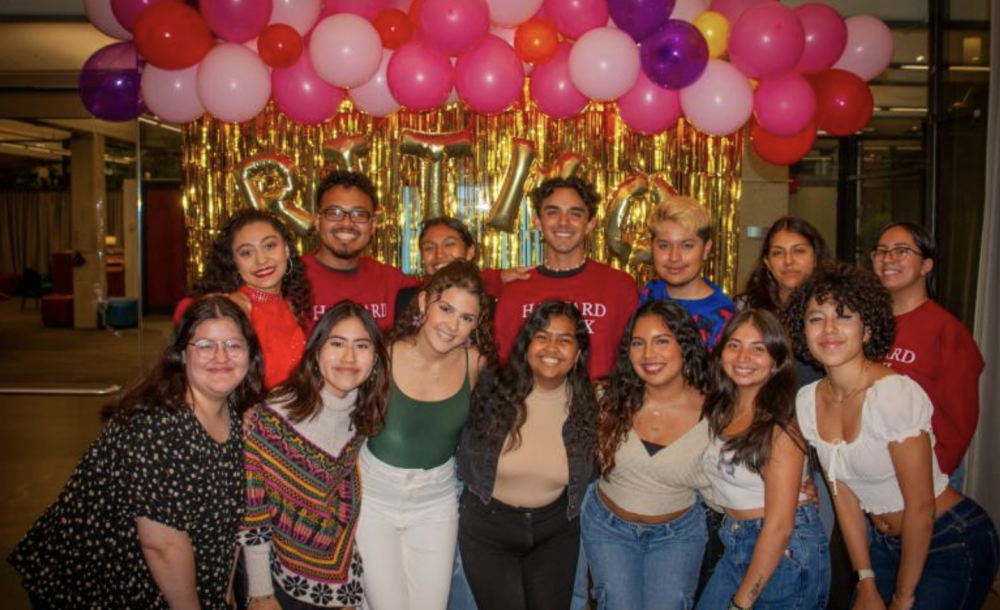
[239,285,306,390]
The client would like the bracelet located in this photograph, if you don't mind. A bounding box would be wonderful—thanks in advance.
[728,597,752,610]
[856,568,876,582]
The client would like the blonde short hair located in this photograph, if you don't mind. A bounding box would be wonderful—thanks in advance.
[648,196,712,242]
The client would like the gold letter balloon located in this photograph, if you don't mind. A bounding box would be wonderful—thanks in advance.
[323,134,370,173]
[606,173,679,266]
[488,139,537,232]
[236,153,314,236]
[399,130,474,219]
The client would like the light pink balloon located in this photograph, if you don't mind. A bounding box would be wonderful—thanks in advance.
[728,2,805,80]
[111,0,177,33]
[84,0,132,40]
[196,43,272,123]
[309,14,383,88]
[201,0,273,43]
[141,64,204,122]
[569,27,640,102]
[680,59,754,136]
[322,0,388,21]
[487,0,544,28]
[269,0,323,35]
[670,0,708,23]
[617,71,681,135]
[708,0,772,24]
[350,52,401,117]
[455,35,525,114]
[272,52,344,125]
[544,0,609,39]
[833,15,894,82]
[794,3,847,75]
[386,41,454,111]
[753,73,815,136]
[417,0,491,56]
[530,42,588,118]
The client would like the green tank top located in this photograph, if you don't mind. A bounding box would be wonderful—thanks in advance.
[367,349,472,469]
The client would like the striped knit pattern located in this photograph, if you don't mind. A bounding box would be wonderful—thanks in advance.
[240,404,363,585]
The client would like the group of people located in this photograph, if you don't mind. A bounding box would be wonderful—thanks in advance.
[8,170,997,610]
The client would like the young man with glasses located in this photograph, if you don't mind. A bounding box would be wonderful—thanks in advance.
[303,171,419,333]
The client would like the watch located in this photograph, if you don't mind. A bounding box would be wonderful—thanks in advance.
[856,568,876,582]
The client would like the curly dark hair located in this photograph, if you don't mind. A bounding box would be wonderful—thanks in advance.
[529,176,599,220]
[873,221,937,299]
[703,309,805,475]
[598,300,711,477]
[783,263,895,366]
[315,170,379,210]
[468,300,597,457]
[391,259,497,365]
[266,301,389,436]
[738,217,833,312]
[103,296,264,422]
[192,209,311,326]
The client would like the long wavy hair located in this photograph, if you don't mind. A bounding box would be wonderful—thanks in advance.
[391,259,497,365]
[738,217,832,312]
[468,300,597,456]
[192,209,311,326]
[703,309,804,475]
[103,296,264,422]
[598,301,711,476]
[267,301,389,436]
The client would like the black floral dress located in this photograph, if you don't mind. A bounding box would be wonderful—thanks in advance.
[8,405,244,609]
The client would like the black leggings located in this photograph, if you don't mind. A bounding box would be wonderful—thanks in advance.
[459,488,580,610]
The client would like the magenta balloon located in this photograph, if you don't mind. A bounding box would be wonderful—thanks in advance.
[386,41,454,111]
[141,64,204,123]
[708,0,771,24]
[728,2,805,80]
[455,35,525,114]
[794,3,847,74]
[350,52,401,117]
[753,73,815,137]
[201,0,273,43]
[417,0,491,56]
[617,71,681,134]
[529,42,588,118]
[544,0,609,39]
[110,0,178,32]
[84,0,132,39]
[679,59,753,136]
[833,15,894,82]
[272,53,344,125]
[196,43,272,123]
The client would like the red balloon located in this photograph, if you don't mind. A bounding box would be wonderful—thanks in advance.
[134,2,214,70]
[514,19,559,64]
[750,118,817,165]
[374,9,413,50]
[258,23,303,68]
[809,68,874,136]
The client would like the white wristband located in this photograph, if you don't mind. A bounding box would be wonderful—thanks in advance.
[857,568,876,582]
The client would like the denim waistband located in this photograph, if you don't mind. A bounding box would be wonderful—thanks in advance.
[723,503,821,534]
[870,497,993,547]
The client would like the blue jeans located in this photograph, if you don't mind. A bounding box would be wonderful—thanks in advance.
[582,486,708,610]
[694,504,830,610]
[868,497,999,609]
[447,479,478,610]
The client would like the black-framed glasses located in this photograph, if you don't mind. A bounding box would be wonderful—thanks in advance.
[320,206,373,224]
[870,245,922,262]
[188,339,248,359]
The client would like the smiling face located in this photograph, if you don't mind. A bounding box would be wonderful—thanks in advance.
[763,229,817,299]
[651,220,712,292]
[803,297,869,369]
[420,224,475,275]
[720,321,775,396]
[316,185,376,266]
[317,315,377,398]
[629,313,684,390]
[526,313,580,390]
[185,317,251,407]
[532,187,597,264]
[231,221,289,294]
[418,286,482,354]
[871,226,932,298]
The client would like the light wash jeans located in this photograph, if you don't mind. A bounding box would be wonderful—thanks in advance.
[446,479,477,610]
[582,485,708,610]
[694,504,830,610]
[357,444,458,610]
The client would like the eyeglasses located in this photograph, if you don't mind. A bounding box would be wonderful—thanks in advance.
[188,339,248,359]
[320,206,373,224]
[870,245,922,262]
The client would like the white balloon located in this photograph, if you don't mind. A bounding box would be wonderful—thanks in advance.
[142,65,205,123]
[269,0,323,36]
[486,0,543,28]
[196,44,272,123]
[670,0,709,23]
[568,27,640,102]
[310,14,384,88]
[84,0,131,40]
[349,52,401,117]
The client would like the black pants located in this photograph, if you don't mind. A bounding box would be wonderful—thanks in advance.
[459,488,580,610]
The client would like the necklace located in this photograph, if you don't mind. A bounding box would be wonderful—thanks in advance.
[543,258,587,273]
[825,360,871,406]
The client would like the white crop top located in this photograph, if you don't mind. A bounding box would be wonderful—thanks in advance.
[702,431,809,511]
[796,374,950,515]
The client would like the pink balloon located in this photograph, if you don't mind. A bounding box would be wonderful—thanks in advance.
[269,0,323,35]
[141,64,204,123]
[708,0,771,24]
[322,0,389,21]
[196,43,272,123]
[833,15,894,82]
[617,71,682,135]
[272,53,344,125]
[544,0,609,39]
[387,41,454,111]
[201,0,273,43]
[417,0,491,56]
[529,42,588,118]
[110,0,177,32]
[680,59,754,136]
[84,0,132,39]
[753,73,815,136]
[669,0,708,23]
[728,2,805,80]
[350,52,401,116]
[569,27,640,101]
[794,3,847,75]
[309,14,383,88]
[455,35,525,114]
[487,0,544,28]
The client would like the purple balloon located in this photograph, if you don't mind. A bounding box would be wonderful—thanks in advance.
[640,20,708,89]
[78,41,146,121]
[608,0,676,41]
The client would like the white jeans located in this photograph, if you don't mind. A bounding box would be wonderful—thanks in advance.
[358,443,459,610]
